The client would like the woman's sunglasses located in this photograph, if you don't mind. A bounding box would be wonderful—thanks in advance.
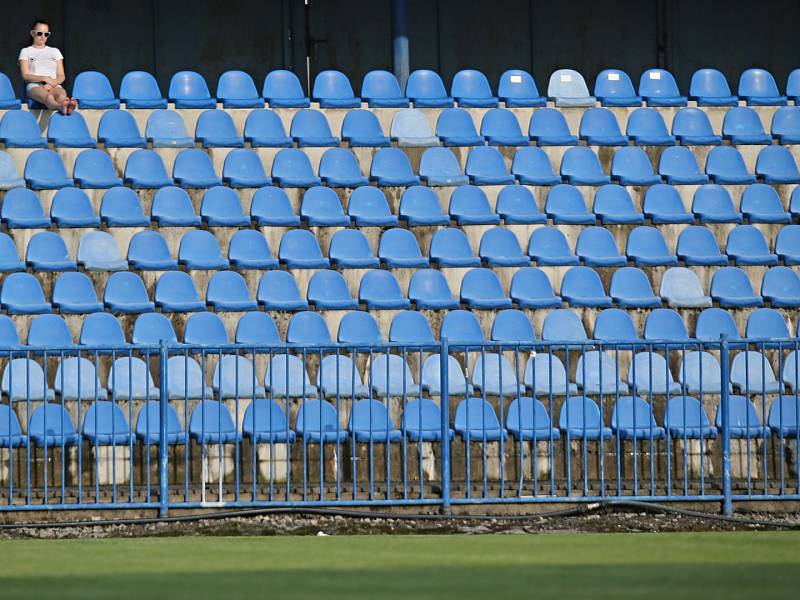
[32,31,51,38]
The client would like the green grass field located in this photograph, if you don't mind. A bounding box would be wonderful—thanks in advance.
[0,532,797,599]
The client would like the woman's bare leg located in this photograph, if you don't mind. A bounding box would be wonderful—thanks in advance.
[50,87,75,114]
[27,86,66,112]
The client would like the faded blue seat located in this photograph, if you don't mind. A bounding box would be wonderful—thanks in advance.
[243,109,292,147]
[26,232,77,272]
[390,109,439,147]
[593,184,645,224]
[692,184,742,223]
[404,399,454,442]
[307,270,358,310]
[545,184,595,224]
[168,71,215,108]
[644,308,689,341]
[726,225,778,266]
[715,396,769,439]
[359,269,411,309]
[658,146,709,184]
[450,185,499,225]
[108,357,159,400]
[498,69,546,107]
[689,68,738,106]
[679,351,725,394]
[346,187,398,226]
[560,266,612,308]
[594,68,642,107]
[558,396,612,441]
[0,272,50,314]
[82,401,131,446]
[183,311,229,346]
[189,401,241,445]
[271,148,322,187]
[151,186,201,227]
[378,227,428,269]
[593,308,640,342]
[676,227,727,266]
[506,397,558,441]
[0,151,24,189]
[479,227,529,267]
[389,311,435,344]
[52,272,103,313]
[528,227,579,266]
[626,226,677,267]
[771,106,800,144]
[216,70,263,108]
[460,268,512,309]
[547,69,595,107]
[278,229,330,269]
[47,112,95,147]
[312,70,360,108]
[73,149,123,188]
[740,183,790,223]
[762,266,800,307]
[626,107,675,145]
[455,398,506,441]
[290,109,339,147]
[705,146,756,185]
[318,148,368,187]
[0,73,21,109]
[257,271,308,311]
[235,312,281,347]
[173,148,222,188]
[695,308,740,342]
[2,187,50,228]
[722,107,772,144]
[755,145,800,184]
[451,69,498,107]
[422,355,473,397]
[51,187,100,228]
[429,228,480,268]
[329,229,379,269]
[24,149,74,189]
[524,354,577,396]
[207,270,258,311]
[405,69,453,108]
[495,185,546,224]
[560,147,610,185]
[155,272,204,313]
[610,146,661,185]
[628,352,682,395]
[126,233,178,274]
[286,311,331,345]
[528,108,578,145]
[776,225,800,265]
[300,186,350,226]
[222,148,271,188]
[349,400,402,443]
[360,70,408,108]
[28,314,72,347]
[370,148,420,186]
[541,309,588,344]
[612,396,665,440]
[145,109,193,147]
[398,186,449,226]
[576,226,626,267]
[768,396,800,437]
[212,355,265,399]
[263,70,309,108]
[643,184,693,224]
[665,397,717,439]
[436,108,484,146]
[68,70,122,109]
[79,312,128,349]
[731,351,781,394]
[578,107,628,145]
[178,229,229,270]
[738,68,787,106]
[746,308,789,341]
[0,233,23,272]
[200,186,250,226]
[510,267,561,309]
[0,110,46,147]
[671,107,721,145]
[2,359,54,402]
[639,68,687,106]
[120,70,166,108]
[610,268,661,309]
[340,109,390,147]
[660,267,712,308]
[370,354,420,397]
[123,149,173,188]
[316,355,369,399]
[28,403,81,446]
[337,311,383,347]
[295,400,345,443]
[491,308,537,344]
[250,187,299,226]
[511,147,561,186]
[195,109,244,147]
[480,108,528,146]
[104,272,154,314]
[419,147,468,186]
[440,310,484,345]
[783,354,800,394]
[472,353,521,396]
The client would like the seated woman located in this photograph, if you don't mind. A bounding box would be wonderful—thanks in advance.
[18,19,77,114]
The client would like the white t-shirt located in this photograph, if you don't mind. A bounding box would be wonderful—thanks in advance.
[18,46,63,80]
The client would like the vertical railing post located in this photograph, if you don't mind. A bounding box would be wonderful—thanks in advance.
[719,335,732,515]
[158,341,169,517]
[440,336,451,513]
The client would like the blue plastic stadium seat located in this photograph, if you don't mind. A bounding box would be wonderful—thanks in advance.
[705,146,756,185]
[731,351,782,394]
[762,266,800,307]
[389,311,434,344]
[0,151,24,189]
[216,70,263,108]
[689,68,738,106]
[72,149,123,189]
[560,266,612,308]
[151,186,201,227]
[479,227,529,267]
[0,73,21,109]
[422,355,473,397]
[28,403,82,446]
[405,69,453,107]
[236,312,281,347]
[79,312,128,349]
[207,270,258,311]
[360,269,410,309]
[528,108,578,145]
[178,229,229,270]
[695,308,740,342]
[318,148,368,187]
[576,226,626,267]
[610,146,661,185]
[0,110,46,147]
[639,68,687,106]
[738,68,787,106]
[129,232,176,273]
[307,270,358,310]
[578,107,628,145]
[369,355,419,397]
[272,148,322,187]
[398,186,448,227]
[676,226,727,266]
[628,352,682,395]
[449,185,499,225]
[510,147,560,186]
[390,108,439,146]
[104,272,154,314]
[491,309,536,344]
[212,355,265,399]
[746,308,789,342]
[136,402,184,445]
[290,109,339,147]
[777,225,800,265]
[594,68,642,107]
[510,267,561,309]
[671,107,721,145]
[471,353,521,396]
[593,308,640,342]
[722,107,772,144]
[286,310,331,346]
[28,314,72,346]
[200,186,250,227]
[360,70,408,108]
[195,109,244,147]
[266,355,319,397]
[145,109,193,147]
[625,107,675,145]
[664,396,717,439]
[26,232,77,272]
[403,399,454,442]
[349,399,403,442]
[168,70,215,108]
[755,145,800,184]
[346,186,398,226]
[243,109,292,147]
[644,308,689,341]
[613,396,665,440]
[560,147,610,185]
[120,71,166,108]
[341,109,391,147]
[726,225,778,266]
[440,310,484,345]
[183,311,229,346]
[660,267,712,308]
[173,148,222,188]
[1,359,53,402]
[300,186,350,226]
[0,272,50,314]
[524,353,577,395]
[52,272,103,313]
[108,357,159,400]
[658,146,709,185]
[527,227,579,266]
[451,69,498,107]
[312,70,360,108]
[593,183,645,224]
[436,108,484,146]
[610,268,661,309]
[263,70,309,108]
[643,184,693,224]
[257,271,308,311]
[278,229,330,268]
[81,401,132,446]
[24,150,73,189]
[626,226,677,266]
[480,108,528,146]
[506,397,558,442]
[429,228,479,267]
[541,309,588,344]
[715,395,769,439]
[547,69,595,107]
[328,229,379,268]
[78,231,127,271]
[692,184,742,223]
[497,69,546,107]
[558,396,612,440]
[545,184,595,224]
[419,147,469,186]
[454,398,506,441]
[47,112,95,147]
[0,233,23,272]
[771,106,800,144]
[222,148,271,188]
[316,355,368,398]
[678,351,726,394]
[460,267,512,309]
[0,316,19,347]
[495,185,547,224]
[337,311,383,346]
[576,350,630,394]
[123,149,173,188]
[788,69,800,104]
[370,148,421,186]
[250,187,300,226]
[70,70,119,109]
[189,401,240,444]
[2,187,50,228]
[740,183,790,223]
[768,396,800,437]
[98,187,148,228]
[295,400,345,443]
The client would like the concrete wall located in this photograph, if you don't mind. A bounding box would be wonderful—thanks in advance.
[0,0,796,96]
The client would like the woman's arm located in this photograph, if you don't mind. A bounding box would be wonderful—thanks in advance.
[54,59,65,86]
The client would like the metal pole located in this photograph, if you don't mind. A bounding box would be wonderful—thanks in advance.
[391,0,410,89]
[158,341,169,517]
[440,336,451,513]
[719,335,732,515]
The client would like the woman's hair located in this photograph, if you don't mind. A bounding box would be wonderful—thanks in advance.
[27,19,50,46]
